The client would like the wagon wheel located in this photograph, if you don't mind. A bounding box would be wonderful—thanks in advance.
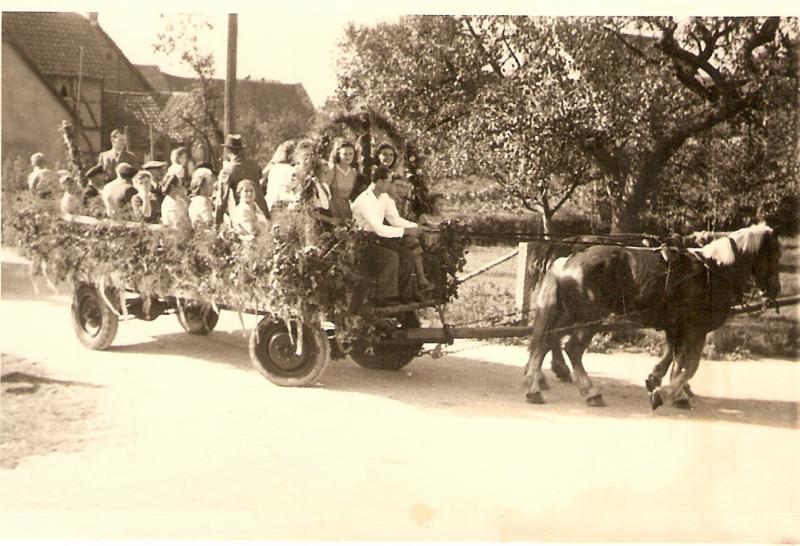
[176,299,219,335]
[71,283,118,350]
[351,312,421,371]
[249,318,331,387]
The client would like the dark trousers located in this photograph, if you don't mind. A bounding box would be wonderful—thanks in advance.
[363,236,415,300]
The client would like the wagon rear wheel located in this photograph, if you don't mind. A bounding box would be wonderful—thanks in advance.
[176,299,219,335]
[71,283,118,350]
[249,318,330,387]
[351,312,421,371]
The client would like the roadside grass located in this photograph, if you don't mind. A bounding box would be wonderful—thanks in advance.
[0,354,101,469]
[435,237,799,360]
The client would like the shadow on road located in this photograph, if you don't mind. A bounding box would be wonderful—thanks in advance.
[109,328,798,430]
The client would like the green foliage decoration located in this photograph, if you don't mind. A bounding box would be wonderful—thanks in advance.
[8,199,469,344]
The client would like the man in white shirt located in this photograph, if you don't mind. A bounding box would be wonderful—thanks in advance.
[351,166,420,304]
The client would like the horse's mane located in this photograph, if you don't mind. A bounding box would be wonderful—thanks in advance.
[699,223,773,266]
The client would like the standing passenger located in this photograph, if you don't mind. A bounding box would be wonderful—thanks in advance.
[97,129,138,183]
[327,138,365,222]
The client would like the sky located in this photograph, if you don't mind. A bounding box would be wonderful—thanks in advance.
[98,10,395,108]
[4,0,796,108]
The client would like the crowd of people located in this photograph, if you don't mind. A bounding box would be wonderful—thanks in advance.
[27,129,448,305]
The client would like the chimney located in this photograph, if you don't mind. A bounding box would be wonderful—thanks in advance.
[88,12,98,26]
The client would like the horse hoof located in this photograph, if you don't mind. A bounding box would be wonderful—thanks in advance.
[555,373,573,383]
[683,384,695,398]
[673,399,692,410]
[586,394,606,407]
[645,375,659,393]
[650,390,664,410]
[538,377,550,391]
[526,392,545,404]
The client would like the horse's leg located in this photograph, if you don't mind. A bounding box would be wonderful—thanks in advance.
[645,334,674,393]
[524,333,550,404]
[564,328,605,407]
[549,335,573,383]
[524,277,561,404]
[651,329,706,410]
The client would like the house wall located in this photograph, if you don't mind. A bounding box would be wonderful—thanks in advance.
[2,41,73,168]
[49,76,103,157]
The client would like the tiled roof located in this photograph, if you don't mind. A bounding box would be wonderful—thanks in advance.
[103,91,169,148]
[135,65,315,117]
[2,12,109,78]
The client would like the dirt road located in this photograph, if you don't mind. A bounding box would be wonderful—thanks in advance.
[1,254,798,541]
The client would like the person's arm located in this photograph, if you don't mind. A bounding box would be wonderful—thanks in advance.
[383,195,418,228]
[352,197,404,238]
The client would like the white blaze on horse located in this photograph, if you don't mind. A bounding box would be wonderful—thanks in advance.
[524,223,781,409]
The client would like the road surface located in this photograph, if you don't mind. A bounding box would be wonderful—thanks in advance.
[1,252,798,541]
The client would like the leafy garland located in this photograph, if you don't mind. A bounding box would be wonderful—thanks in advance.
[9,198,469,343]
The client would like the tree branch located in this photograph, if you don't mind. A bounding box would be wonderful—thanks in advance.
[603,25,661,65]
[462,17,506,77]
[739,17,780,75]
[493,171,543,213]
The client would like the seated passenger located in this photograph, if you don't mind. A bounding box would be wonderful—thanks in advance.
[160,173,191,230]
[418,193,446,227]
[386,177,433,294]
[28,152,59,198]
[102,162,138,219]
[130,170,159,223]
[188,167,215,228]
[351,166,420,304]
[58,171,82,215]
[231,179,269,237]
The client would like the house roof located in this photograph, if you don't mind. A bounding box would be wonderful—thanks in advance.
[2,12,153,91]
[103,91,169,148]
[135,65,315,124]
[136,64,172,93]
[2,12,109,79]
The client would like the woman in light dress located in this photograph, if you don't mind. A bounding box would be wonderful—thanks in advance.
[160,173,191,230]
[231,179,269,237]
[327,138,365,222]
[188,167,215,228]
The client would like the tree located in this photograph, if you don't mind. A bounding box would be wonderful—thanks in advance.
[153,14,224,170]
[334,16,798,233]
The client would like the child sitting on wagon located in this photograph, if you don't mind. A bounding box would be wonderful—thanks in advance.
[58,170,82,215]
[130,170,160,223]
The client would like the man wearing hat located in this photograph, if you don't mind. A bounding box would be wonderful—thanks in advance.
[102,162,138,218]
[97,129,139,183]
[215,134,270,226]
[82,164,108,215]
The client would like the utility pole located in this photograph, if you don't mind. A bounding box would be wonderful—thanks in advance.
[223,13,237,137]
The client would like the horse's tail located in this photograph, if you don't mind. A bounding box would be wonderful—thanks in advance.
[527,259,564,354]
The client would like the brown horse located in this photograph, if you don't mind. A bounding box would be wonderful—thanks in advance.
[524,224,781,409]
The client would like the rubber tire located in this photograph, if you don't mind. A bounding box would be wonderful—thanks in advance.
[350,313,421,371]
[176,300,219,335]
[71,283,119,350]
[249,318,331,387]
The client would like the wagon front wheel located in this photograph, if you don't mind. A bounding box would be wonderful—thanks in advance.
[350,312,421,371]
[249,318,330,387]
[71,283,119,350]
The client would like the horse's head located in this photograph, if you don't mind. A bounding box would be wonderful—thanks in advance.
[752,226,781,299]
[733,223,781,300]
